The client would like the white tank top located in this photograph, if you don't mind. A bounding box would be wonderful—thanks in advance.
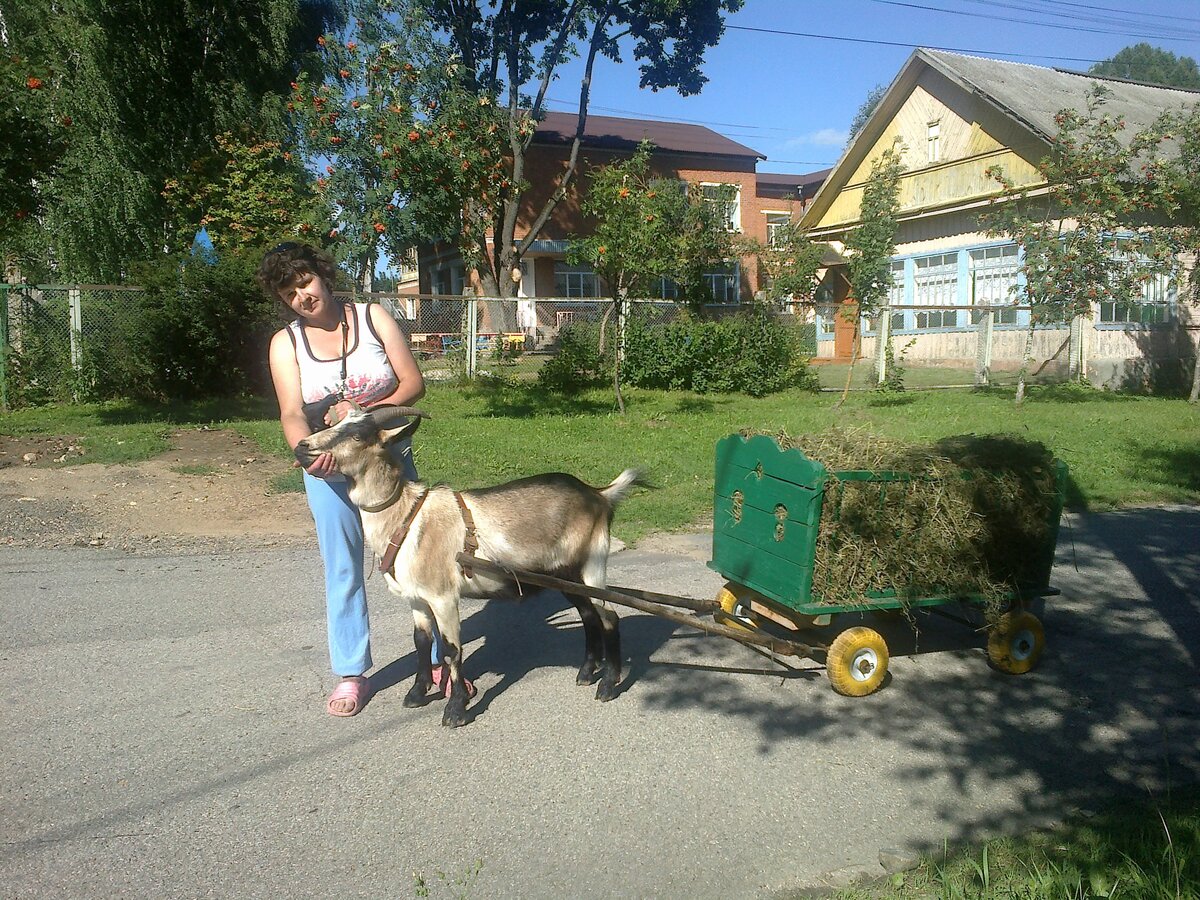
[287,302,397,405]
[285,302,416,481]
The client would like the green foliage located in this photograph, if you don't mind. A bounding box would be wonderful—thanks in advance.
[1,0,336,280]
[162,132,318,255]
[0,52,65,256]
[837,787,1200,900]
[412,0,743,297]
[570,142,690,302]
[846,82,888,146]
[115,251,280,402]
[621,309,817,396]
[536,324,612,393]
[875,337,916,393]
[287,2,504,287]
[982,85,1177,328]
[845,147,904,319]
[1089,43,1200,89]
[741,210,827,305]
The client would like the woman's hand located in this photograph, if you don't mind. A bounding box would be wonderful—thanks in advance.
[328,399,359,425]
[298,451,338,478]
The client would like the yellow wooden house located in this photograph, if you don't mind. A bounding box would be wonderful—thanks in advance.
[802,48,1199,390]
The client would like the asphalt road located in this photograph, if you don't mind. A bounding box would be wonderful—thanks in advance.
[3,508,1199,899]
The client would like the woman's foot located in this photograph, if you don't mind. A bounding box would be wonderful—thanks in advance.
[326,676,371,716]
[431,664,476,699]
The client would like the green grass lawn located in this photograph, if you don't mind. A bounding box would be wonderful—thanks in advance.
[3,382,1198,543]
[832,785,1200,900]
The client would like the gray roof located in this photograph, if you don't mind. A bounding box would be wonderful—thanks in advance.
[756,168,831,199]
[533,110,765,160]
[920,49,1199,144]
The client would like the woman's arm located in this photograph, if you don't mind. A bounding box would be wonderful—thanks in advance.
[329,303,426,422]
[269,329,337,478]
[368,302,426,407]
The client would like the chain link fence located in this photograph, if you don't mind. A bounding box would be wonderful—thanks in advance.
[1,285,1175,407]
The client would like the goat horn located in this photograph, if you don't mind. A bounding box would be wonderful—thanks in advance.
[369,405,430,427]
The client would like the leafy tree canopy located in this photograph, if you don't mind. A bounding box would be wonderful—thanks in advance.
[413,0,743,299]
[1089,43,1200,90]
[846,82,887,147]
[0,0,338,281]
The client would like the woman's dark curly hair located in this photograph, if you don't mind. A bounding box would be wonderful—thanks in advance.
[255,242,340,307]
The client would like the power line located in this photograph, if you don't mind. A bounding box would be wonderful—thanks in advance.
[724,24,1105,63]
[868,0,1200,41]
[1019,0,1200,28]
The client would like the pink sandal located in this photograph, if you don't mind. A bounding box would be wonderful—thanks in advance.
[431,664,476,699]
[326,677,371,717]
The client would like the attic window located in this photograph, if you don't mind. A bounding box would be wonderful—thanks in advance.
[927,121,941,163]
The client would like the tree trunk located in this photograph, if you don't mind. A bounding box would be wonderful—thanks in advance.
[1190,349,1200,403]
[1015,321,1037,406]
[834,320,860,410]
[611,293,625,415]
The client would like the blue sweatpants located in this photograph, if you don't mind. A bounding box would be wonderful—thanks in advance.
[304,442,438,677]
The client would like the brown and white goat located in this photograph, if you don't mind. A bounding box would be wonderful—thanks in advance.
[295,406,643,727]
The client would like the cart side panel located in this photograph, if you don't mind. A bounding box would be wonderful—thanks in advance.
[710,434,826,610]
[1027,459,1069,589]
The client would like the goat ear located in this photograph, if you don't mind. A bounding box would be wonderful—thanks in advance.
[380,415,422,446]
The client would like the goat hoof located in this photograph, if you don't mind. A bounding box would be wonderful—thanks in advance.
[441,705,468,728]
[576,666,599,686]
[403,683,432,707]
[594,680,619,702]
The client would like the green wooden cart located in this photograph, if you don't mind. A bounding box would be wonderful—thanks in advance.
[707,433,1068,697]
[458,432,1067,700]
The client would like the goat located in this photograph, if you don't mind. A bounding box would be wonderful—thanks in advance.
[295,405,643,727]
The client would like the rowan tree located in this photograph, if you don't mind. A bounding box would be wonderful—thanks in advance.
[162,132,320,255]
[983,85,1176,403]
[835,145,904,407]
[568,142,732,409]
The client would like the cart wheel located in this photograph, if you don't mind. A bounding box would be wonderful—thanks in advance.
[987,611,1044,674]
[826,627,889,697]
[715,584,758,634]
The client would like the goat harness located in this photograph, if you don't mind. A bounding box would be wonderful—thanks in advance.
[376,488,479,579]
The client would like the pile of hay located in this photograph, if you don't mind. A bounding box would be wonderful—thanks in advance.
[751,429,1061,618]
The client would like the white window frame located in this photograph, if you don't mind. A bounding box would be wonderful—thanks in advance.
[553,262,602,298]
[765,211,791,248]
[1099,272,1174,325]
[927,120,941,164]
[969,245,1020,326]
[913,251,959,329]
[701,182,741,232]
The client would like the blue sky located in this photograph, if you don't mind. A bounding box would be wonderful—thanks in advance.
[546,0,1200,176]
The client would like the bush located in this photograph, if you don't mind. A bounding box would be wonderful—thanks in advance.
[122,250,280,401]
[622,308,817,396]
[537,322,612,392]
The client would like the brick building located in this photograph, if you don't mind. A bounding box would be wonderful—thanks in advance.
[417,111,829,304]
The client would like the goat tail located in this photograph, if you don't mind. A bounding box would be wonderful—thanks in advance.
[601,468,651,506]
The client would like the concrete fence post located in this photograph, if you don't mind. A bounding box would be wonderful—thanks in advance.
[466,295,479,379]
[874,305,890,386]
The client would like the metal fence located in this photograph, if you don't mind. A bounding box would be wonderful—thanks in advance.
[2,284,1124,408]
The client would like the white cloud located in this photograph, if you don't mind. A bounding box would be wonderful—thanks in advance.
[807,128,849,146]
[782,128,850,149]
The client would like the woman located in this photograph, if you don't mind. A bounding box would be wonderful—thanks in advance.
[258,242,455,716]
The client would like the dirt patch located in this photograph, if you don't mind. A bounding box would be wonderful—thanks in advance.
[0,429,314,554]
